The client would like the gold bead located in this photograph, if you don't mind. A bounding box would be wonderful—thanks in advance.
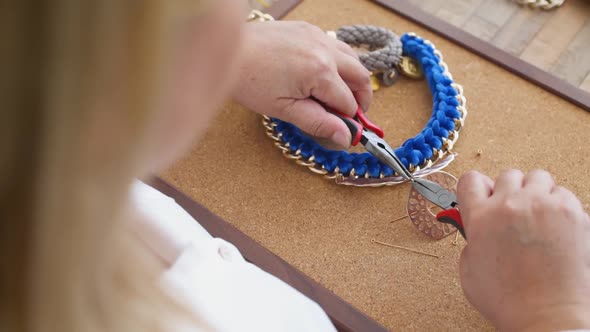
[370,73,381,91]
[398,56,424,79]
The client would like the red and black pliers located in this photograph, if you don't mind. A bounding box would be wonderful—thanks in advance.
[328,105,384,146]
[410,179,465,239]
[329,106,466,239]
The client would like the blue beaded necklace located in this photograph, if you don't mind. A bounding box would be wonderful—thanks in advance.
[263,32,467,187]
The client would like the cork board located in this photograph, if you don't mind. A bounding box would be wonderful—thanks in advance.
[161,0,590,330]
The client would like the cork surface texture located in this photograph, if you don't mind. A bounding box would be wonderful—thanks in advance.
[162,0,590,330]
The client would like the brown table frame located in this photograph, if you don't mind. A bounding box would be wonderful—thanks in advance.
[147,177,388,332]
[373,0,590,112]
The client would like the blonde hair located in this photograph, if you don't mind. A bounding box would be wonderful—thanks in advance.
[1,1,208,331]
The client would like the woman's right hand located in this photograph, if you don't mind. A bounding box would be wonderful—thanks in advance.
[457,169,590,331]
[232,21,372,149]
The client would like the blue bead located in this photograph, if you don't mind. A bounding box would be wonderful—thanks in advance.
[314,151,327,164]
[299,145,313,158]
[354,164,367,177]
[400,157,409,168]
[338,162,353,175]
[409,150,422,166]
[367,157,381,178]
[324,158,339,172]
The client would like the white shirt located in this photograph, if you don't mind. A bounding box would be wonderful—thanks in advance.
[130,181,336,332]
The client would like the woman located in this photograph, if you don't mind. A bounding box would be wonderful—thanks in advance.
[2,1,589,331]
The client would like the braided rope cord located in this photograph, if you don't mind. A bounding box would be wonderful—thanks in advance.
[336,25,403,72]
[263,32,467,185]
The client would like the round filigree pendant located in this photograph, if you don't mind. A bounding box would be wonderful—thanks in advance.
[407,172,458,239]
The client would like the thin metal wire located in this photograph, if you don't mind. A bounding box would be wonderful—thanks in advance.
[371,239,440,258]
[390,215,409,223]
[451,232,460,246]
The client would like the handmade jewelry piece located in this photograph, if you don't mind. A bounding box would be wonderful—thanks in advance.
[335,25,403,87]
[253,17,467,240]
[263,29,467,187]
[327,25,424,88]
[337,25,403,72]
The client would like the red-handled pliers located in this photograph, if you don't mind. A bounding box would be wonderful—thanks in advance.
[328,105,384,146]
[410,179,465,239]
[328,106,466,239]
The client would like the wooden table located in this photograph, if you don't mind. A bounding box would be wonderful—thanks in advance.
[407,0,590,93]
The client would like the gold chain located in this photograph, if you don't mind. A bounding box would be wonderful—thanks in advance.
[262,33,468,186]
[514,0,565,10]
[247,9,275,22]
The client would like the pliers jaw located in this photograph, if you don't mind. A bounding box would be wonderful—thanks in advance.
[411,178,466,239]
[411,178,457,210]
[326,104,467,240]
[361,130,413,181]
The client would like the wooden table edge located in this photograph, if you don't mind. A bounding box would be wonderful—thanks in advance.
[146,177,388,332]
[371,0,590,112]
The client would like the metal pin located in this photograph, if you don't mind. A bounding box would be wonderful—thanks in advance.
[390,214,409,223]
[390,212,419,223]
[371,239,440,258]
[451,232,460,246]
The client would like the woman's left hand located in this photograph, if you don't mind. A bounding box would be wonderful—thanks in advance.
[232,21,372,149]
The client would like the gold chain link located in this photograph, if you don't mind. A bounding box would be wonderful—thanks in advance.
[514,0,565,10]
[262,33,468,186]
[247,9,275,22]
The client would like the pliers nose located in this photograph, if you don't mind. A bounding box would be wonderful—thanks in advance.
[328,104,466,239]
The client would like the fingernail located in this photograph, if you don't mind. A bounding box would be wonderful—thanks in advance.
[360,103,369,113]
[330,131,350,148]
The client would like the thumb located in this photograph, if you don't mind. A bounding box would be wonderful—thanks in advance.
[456,171,494,232]
[280,98,352,149]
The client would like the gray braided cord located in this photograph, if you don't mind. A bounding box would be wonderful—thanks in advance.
[336,25,402,72]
